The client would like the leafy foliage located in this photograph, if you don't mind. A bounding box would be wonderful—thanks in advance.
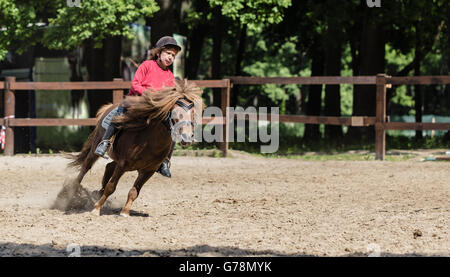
[0,0,159,59]
[241,36,300,113]
[1,0,449,153]
[208,0,291,30]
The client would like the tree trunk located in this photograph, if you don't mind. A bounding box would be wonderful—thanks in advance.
[186,23,209,79]
[211,7,223,107]
[85,37,121,119]
[231,24,247,107]
[104,36,122,81]
[445,55,450,142]
[347,10,385,141]
[414,26,424,140]
[324,22,343,140]
[185,0,210,79]
[303,38,324,141]
[349,34,360,77]
[146,0,182,46]
[414,63,424,139]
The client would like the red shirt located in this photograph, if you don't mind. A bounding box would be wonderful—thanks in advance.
[128,60,175,96]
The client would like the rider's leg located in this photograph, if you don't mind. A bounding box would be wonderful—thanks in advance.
[94,125,116,157]
[157,142,175,178]
[94,106,125,157]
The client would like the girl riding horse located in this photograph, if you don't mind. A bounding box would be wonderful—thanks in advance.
[68,81,203,217]
[94,36,181,178]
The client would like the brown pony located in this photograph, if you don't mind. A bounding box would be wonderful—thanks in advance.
[68,80,204,217]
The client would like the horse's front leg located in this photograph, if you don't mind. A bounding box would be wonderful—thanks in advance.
[120,169,155,217]
[91,165,125,216]
[92,161,117,200]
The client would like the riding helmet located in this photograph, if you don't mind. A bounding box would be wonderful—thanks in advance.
[155,36,181,52]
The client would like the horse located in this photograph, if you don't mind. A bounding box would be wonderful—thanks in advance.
[67,80,204,217]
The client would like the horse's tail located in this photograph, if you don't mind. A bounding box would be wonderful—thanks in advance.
[65,128,98,168]
[66,103,114,169]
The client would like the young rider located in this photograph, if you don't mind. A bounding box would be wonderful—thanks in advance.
[94,36,181,178]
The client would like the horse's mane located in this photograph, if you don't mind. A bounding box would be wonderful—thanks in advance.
[113,79,204,129]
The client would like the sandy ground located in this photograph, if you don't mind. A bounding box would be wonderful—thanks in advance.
[0,150,448,257]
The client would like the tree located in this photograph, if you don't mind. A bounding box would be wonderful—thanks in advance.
[0,0,159,119]
[184,0,211,79]
[207,0,292,106]
[146,0,184,47]
[0,0,159,60]
[382,0,449,139]
[208,0,291,30]
[175,0,292,107]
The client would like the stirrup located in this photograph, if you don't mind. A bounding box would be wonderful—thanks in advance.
[94,140,111,158]
[157,159,172,178]
[165,159,171,169]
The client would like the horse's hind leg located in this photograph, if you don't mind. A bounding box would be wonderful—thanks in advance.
[91,165,125,216]
[102,161,117,189]
[76,152,100,184]
[120,170,155,217]
[76,166,89,184]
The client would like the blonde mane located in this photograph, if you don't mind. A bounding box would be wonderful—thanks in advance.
[113,80,204,129]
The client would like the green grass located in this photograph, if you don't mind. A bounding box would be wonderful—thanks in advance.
[174,142,419,161]
[257,152,418,161]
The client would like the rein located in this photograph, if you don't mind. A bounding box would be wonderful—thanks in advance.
[164,99,196,136]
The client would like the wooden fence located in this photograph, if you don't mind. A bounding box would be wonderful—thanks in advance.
[1,74,449,160]
[0,77,230,156]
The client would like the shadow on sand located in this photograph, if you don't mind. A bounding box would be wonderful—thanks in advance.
[0,242,445,257]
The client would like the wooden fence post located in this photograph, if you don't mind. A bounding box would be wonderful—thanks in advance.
[113,78,124,104]
[4,77,16,156]
[375,74,387,160]
[220,79,231,157]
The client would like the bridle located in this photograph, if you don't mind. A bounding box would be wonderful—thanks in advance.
[165,99,197,138]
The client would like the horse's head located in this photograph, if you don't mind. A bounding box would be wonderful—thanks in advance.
[168,98,197,147]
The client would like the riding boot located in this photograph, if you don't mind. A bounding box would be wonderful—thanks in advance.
[94,123,117,158]
[94,106,125,158]
[157,142,175,178]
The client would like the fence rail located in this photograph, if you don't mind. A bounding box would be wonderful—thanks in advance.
[388,76,450,85]
[7,79,231,90]
[1,74,449,159]
[385,122,450,130]
[229,76,377,85]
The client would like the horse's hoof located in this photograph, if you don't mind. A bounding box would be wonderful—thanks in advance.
[90,208,101,216]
